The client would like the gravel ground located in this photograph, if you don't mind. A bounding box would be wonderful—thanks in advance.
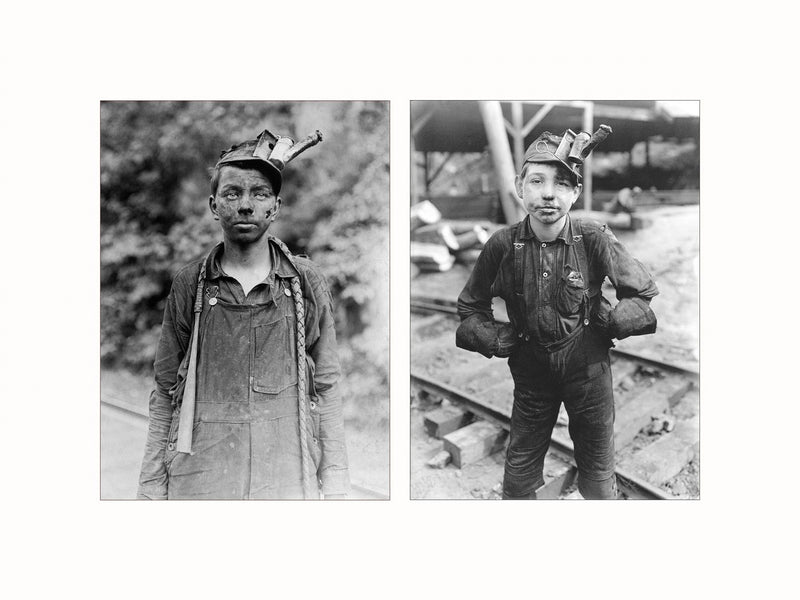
[100,369,389,499]
[410,205,700,499]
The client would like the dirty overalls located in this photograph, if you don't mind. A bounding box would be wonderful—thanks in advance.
[502,223,617,500]
[162,249,320,500]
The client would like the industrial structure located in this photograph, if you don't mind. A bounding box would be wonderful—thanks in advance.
[411,100,700,223]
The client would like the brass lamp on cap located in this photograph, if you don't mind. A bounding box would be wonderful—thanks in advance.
[215,128,324,194]
[523,124,612,181]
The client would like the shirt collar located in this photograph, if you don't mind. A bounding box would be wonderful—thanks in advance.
[206,237,299,282]
[520,214,576,245]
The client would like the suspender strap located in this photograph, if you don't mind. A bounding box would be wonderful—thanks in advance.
[176,254,209,454]
[172,240,318,497]
[512,224,529,337]
[572,219,599,321]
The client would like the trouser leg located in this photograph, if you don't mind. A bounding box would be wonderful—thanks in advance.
[502,381,560,500]
[562,356,617,500]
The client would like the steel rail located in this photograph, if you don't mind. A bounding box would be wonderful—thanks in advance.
[411,370,673,500]
[410,294,699,378]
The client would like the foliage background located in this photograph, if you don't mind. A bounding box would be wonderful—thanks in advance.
[100,101,389,435]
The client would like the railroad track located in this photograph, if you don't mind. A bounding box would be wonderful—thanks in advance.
[101,398,388,500]
[410,294,699,500]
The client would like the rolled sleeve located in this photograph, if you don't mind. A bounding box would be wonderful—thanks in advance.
[595,226,659,338]
[456,232,514,357]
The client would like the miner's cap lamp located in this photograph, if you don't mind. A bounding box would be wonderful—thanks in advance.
[522,124,613,182]
[215,129,324,195]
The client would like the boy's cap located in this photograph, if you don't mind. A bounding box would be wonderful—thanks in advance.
[523,124,613,181]
[215,129,323,195]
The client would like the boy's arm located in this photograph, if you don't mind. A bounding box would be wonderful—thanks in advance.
[596,225,659,339]
[136,271,194,499]
[456,231,517,358]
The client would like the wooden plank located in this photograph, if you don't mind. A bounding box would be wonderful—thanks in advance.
[424,406,472,439]
[535,455,576,500]
[615,393,669,449]
[618,416,699,485]
[443,421,508,468]
[615,377,692,447]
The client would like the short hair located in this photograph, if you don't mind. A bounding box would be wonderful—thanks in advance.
[518,161,579,188]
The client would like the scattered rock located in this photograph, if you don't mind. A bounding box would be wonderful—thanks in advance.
[647,413,676,435]
[669,479,688,497]
[426,450,452,469]
[639,366,663,379]
[492,483,503,495]
[454,470,462,478]
[617,376,635,391]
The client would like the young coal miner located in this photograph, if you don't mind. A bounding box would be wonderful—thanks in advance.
[456,126,658,500]
[137,130,349,500]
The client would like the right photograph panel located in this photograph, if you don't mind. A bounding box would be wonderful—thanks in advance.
[410,100,699,500]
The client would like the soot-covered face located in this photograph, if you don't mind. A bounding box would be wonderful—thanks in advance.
[515,162,581,226]
[209,165,280,246]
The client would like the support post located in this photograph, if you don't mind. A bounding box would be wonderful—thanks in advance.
[511,101,524,172]
[582,101,594,211]
[411,127,420,206]
[423,152,430,194]
[478,101,525,223]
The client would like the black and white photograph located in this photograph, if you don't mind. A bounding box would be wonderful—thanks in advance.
[410,100,699,499]
[100,101,389,500]
[7,2,799,595]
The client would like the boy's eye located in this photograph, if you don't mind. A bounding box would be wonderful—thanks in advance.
[224,190,239,199]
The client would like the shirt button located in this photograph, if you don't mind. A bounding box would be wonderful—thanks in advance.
[284,288,291,297]
[584,319,590,325]
[541,243,546,248]
[167,442,175,451]
[309,401,317,410]
[543,272,549,278]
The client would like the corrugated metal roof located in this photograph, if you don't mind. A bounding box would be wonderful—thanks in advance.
[412,100,699,153]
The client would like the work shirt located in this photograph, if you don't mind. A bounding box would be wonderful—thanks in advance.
[137,238,349,499]
[457,215,658,352]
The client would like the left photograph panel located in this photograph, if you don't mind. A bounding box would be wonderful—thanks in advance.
[100,101,389,500]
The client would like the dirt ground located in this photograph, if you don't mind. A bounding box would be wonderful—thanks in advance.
[410,205,700,499]
[100,369,389,499]
[412,205,699,369]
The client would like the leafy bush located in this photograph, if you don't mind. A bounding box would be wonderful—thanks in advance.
[101,101,389,377]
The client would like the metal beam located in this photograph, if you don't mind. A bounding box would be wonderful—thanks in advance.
[593,104,656,122]
[582,101,594,210]
[411,123,421,205]
[511,101,524,172]
[478,100,526,223]
[426,152,453,188]
[521,102,555,137]
[412,106,436,137]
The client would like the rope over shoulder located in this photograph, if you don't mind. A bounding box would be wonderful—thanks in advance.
[173,241,319,498]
